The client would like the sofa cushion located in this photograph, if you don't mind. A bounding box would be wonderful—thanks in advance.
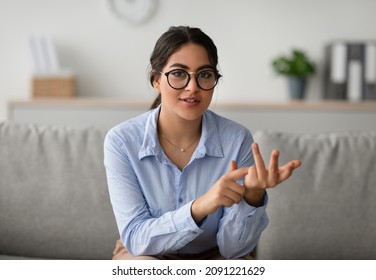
[253,130,376,260]
[0,122,119,259]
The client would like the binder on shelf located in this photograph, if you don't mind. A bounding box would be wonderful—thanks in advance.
[324,41,348,100]
[324,40,376,101]
[364,42,376,100]
[346,42,365,102]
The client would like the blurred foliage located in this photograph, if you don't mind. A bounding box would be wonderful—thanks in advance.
[272,49,315,78]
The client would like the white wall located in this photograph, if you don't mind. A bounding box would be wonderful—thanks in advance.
[1,0,376,120]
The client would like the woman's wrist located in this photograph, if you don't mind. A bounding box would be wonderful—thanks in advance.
[244,189,266,207]
[191,198,208,225]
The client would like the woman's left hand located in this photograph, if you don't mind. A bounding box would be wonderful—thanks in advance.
[243,142,302,207]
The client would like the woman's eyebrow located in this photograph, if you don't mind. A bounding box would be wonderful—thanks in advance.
[169,63,214,71]
[169,63,189,69]
[197,64,214,71]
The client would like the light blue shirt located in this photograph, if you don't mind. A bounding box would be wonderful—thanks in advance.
[104,106,269,258]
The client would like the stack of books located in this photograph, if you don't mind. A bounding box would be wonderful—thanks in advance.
[324,41,376,101]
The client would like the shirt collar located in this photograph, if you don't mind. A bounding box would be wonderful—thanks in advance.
[196,110,224,158]
[138,106,223,160]
[138,106,162,160]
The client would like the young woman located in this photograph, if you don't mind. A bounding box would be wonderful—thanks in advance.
[104,26,301,260]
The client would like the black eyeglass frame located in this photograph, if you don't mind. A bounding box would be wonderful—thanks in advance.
[160,69,220,91]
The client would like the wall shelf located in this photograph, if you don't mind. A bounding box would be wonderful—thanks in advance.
[7,98,376,133]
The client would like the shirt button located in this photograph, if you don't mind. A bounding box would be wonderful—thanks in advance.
[178,198,183,203]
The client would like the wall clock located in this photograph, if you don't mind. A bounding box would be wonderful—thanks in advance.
[107,0,158,25]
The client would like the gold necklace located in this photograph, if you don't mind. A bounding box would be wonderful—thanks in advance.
[160,133,200,152]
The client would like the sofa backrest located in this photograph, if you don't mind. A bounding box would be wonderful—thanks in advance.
[0,122,119,259]
[2,121,375,260]
[253,130,376,260]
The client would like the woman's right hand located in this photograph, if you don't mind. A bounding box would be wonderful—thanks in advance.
[191,161,249,224]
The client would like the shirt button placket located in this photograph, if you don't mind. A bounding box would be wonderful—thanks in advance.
[174,168,182,206]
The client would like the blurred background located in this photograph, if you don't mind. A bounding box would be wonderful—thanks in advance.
[1,0,376,126]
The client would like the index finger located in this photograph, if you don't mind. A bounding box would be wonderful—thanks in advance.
[252,143,267,176]
[226,166,249,181]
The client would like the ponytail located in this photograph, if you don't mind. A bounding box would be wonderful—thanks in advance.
[150,94,161,110]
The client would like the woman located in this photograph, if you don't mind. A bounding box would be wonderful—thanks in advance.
[104,26,301,260]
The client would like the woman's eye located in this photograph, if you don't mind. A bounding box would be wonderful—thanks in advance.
[171,70,187,78]
[198,71,213,79]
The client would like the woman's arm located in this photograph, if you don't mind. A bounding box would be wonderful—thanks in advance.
[208,136,301,258]
[104,131,203,256]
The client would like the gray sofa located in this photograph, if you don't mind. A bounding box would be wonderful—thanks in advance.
[0,121,375,259]
[0,121,118,260]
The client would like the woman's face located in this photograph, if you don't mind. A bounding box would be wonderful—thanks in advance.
[153,43,215,122]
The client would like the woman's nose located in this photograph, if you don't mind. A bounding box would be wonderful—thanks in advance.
[185,74,199,91]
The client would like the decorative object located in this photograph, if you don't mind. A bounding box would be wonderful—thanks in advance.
[107,0,158,25]
[32,74,76,98]
[272,49,316,99]
[28,36,76,98]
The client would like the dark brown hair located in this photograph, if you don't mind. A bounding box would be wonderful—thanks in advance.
[149,26,221,109]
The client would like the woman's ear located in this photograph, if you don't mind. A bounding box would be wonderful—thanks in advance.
[153,76,161,93]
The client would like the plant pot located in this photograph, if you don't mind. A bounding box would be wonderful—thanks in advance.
[288,77,306,100]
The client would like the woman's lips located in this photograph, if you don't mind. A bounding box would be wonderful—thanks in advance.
[179,98,200,105]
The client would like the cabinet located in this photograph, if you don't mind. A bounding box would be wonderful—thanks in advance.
[7,98,376,133]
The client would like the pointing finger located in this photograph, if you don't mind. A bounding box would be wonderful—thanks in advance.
[226,166,249,182]
[229,160,238,172]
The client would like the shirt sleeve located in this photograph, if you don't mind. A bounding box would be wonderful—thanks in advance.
[216,129,269,258]
[104,130,203,256]
[217,195,269,258]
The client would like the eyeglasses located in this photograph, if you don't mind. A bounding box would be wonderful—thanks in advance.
[160,69,219,91]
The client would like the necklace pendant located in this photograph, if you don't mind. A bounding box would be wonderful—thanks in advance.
[180,148,185,152]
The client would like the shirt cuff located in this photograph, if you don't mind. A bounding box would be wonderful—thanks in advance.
[238,191,268,216]
[172,200,204,237]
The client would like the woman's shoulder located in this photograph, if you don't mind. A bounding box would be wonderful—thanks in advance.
[105,109,154,143]
[205,109,251,135]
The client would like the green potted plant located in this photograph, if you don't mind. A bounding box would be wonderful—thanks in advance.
[272,49,316,99]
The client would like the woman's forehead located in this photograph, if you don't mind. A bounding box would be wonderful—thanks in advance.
[165,43,211,70]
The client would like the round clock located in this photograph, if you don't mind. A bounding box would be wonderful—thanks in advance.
[107,0,158,25]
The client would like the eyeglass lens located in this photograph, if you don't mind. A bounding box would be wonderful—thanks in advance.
[166,69,218,91]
